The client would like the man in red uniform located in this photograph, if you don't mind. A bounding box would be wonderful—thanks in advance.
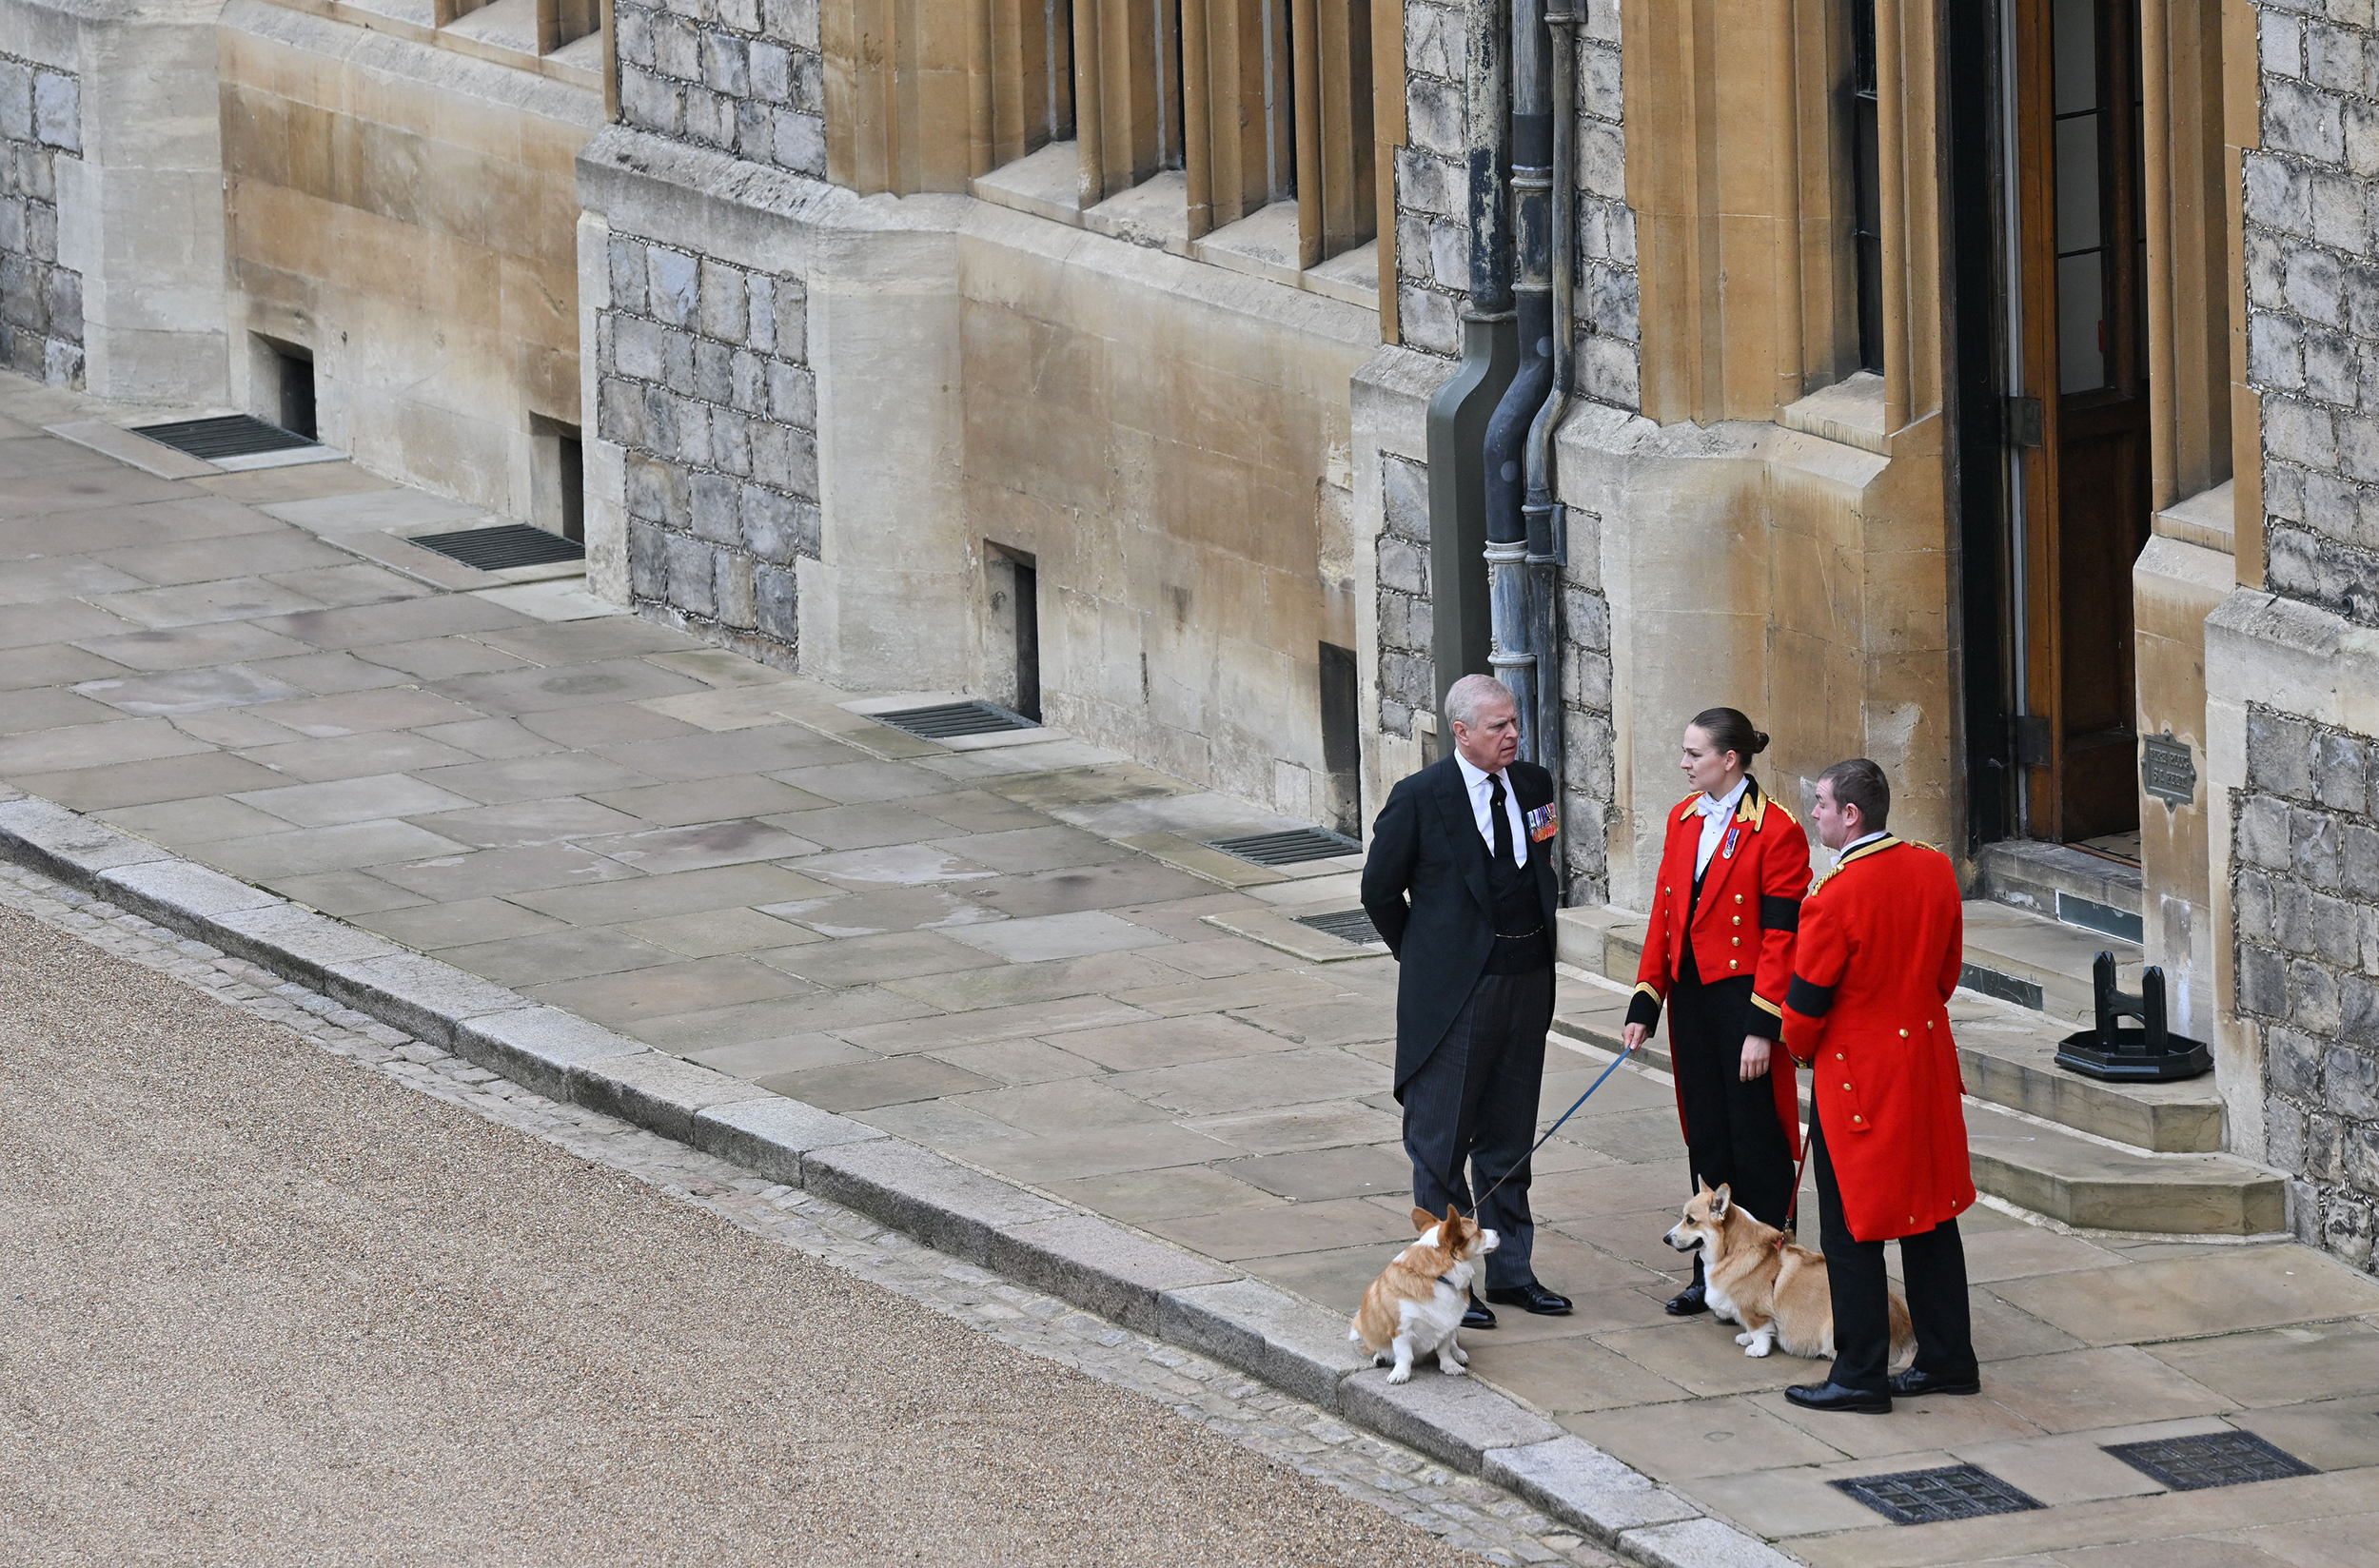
[1780,758,1979,1414]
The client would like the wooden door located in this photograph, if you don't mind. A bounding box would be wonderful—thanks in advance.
[2013,0,2153,842]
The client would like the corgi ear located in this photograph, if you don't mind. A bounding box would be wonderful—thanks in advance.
[1697,1179,1715,1199]
[1410,1207,1437,1233]
[1444,1205,1462,1228]
[1711,1184,1732,1217]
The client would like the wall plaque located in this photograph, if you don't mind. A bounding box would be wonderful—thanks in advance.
[2142,732,2197,808]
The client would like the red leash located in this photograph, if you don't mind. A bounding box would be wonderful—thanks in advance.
[1773,1093,1815,1249]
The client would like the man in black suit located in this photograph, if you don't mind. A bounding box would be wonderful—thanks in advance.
[1361,674,1572,1326]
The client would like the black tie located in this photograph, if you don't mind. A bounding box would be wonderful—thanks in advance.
[1489,772,1513,868]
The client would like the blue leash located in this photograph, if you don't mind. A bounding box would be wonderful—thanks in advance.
[1465,1040,1639,1217]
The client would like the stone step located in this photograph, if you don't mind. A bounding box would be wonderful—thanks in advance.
[1974,838,2146,931]
[1549,995,2276,1234]
[1550,975,2226,1155]
[1957,898,2143,1024]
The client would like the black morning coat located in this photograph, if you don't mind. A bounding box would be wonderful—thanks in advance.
[1358,753,1561,1099]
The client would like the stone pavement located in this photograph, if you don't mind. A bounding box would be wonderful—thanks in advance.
[5,371,2379,1566]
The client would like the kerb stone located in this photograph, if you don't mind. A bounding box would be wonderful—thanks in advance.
[689,1094,883,1185]
[94,859,282,928]
[456,1006,651,1100]
[0,797,171,881]
[568,1051,770,1143]
[1616,1517,1799,1568]
[990,1215,1237,1334]
[801,1138,1067,1264]
[1157,1278,1374,1409]
[1482,1437,1704,1543]
[322,952,530,1050]
[1336,1368,1564,1473]
[208,902,408,979]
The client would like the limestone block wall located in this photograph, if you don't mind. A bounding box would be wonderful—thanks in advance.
[0,49,77,386]
[219,0,600,514]
[2232,705,2379,1269]
[596,224,816,659]
[614,0,823,178]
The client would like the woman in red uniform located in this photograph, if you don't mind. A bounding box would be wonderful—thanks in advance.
[1620,708,1810,1317]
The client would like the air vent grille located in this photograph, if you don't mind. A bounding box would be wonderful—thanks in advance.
[874,701,1039,739]
[1209,828,1360,867]
[131,414,315,461]
[410,524,586,572]
[1830,1464,2044,1525]
[1292,909,1384,947]
[2103,1431,2315,1492]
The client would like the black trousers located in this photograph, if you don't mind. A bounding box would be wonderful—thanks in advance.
[1670,969,1798,1271]
[1810,1105,1977,1393]
[1402,966,1554,1291]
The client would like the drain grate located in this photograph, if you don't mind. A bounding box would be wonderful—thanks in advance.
[874,700,1039,740]
[1831,1464,2044,1526]
[410,524,586,572]
[1209,828,1361,866]
[131,414,316,461]
[2103,1431,2315,1492]
[1293,909,1384,947]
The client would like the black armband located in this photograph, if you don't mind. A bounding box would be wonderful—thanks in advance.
[1786,974,1836,1018]
[1760,894,1800,932]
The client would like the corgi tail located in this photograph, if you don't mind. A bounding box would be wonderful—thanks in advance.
[1886,1291,1917,1371]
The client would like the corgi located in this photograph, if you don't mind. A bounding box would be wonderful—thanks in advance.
[1662,1182,1914,1365]
[1348,1205,1501,1384]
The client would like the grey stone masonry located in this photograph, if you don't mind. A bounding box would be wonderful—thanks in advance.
[614,0,824,178]
[1376,452,1433,739]
[597,226,816,659]
[0,53,82,389]
[1560,506,1612,903]
[2243,1,2379,625]
[2232,702,2379,1274]
[1390,2,1641,415]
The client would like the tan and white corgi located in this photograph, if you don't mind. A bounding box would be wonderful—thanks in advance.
[1349,1205,1501,1384]
[1662,1182,1915,1365]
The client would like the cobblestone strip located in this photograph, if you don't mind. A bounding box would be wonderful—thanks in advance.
[0,858,1623,1568]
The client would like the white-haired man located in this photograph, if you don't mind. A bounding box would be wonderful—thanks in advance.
[1359,674,1572,1325]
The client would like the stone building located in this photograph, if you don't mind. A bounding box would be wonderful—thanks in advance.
[3,0,2375,1269]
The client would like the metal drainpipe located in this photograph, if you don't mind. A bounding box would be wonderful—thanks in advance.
[1524,4,1574,892]
[1423,0,1517,757]
[1482,0,1552,762]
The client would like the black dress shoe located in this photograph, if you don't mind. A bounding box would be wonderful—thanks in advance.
[1663,1282,1709,1317]
[1889,1367,1981,1398]
[1785,1381,1893,1415]
[1463,1293,1497,1330]
[1485,1281,1574,1316]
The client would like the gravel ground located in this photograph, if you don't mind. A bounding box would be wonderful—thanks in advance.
[0,904,1469,1567]
[0,892,1593,1568]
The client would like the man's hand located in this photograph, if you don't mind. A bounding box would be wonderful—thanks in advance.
[1739,1035,1772,1081]
[1622,1022,1650,1052]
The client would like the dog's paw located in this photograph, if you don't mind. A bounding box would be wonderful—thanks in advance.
[1386,1365,1412,1385]
[1734,1331,1756,1346]
[1439,1361,1466,1376]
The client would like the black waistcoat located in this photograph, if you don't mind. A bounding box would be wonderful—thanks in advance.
[1483,835,1552,974]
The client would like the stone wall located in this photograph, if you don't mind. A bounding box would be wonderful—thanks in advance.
[596,225,815,661]
[0,50,78,387]
[2232,704,2379,1269]
[614,0,823,179]
[2219,0,2379,1272]
[1375,452,1433,737]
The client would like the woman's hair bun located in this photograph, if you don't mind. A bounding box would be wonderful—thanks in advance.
[1751,730,1771,755]
[1688,706,1767,765]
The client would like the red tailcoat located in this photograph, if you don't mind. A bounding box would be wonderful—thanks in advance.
[1629,775,1809,1157]
[1781,834,1976,1242]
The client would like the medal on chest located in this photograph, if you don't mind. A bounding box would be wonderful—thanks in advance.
[1721,824,1742,860]
[1525,803,1558,843]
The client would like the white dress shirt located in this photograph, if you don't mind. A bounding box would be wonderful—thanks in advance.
[1834,828,1890,866]
[1694,776,1750,876]
[1454,751,1528,868]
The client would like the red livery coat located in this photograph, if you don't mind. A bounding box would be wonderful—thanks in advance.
[1780,834,1976,1243]
[1629,774,1808,1157]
